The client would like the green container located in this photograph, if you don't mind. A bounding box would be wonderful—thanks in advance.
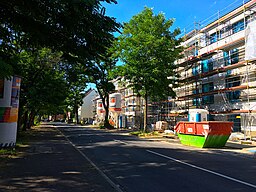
[178,133,230,148]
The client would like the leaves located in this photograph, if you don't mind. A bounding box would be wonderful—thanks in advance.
[0,0,121,78]
[116,7,183,101]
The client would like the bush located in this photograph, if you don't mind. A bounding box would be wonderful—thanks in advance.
[130,131,160,137]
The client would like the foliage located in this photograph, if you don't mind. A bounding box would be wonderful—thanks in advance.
[16,48,69,130]
[99,125,106,129]
[0,0,121,131]
[87,47,117,128]
[115,7,183,131]
[0,0,121,78]
[64,63,88,124]
[130,131,160,137]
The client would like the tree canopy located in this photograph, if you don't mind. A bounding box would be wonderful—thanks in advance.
[87,49,117,128]
[116,7,183,99]
[115,7,183,130]
[0,0,121,129]
[17,48,69,130]
[0,0,121,78]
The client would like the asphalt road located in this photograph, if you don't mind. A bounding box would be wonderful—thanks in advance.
[57,125,256,192]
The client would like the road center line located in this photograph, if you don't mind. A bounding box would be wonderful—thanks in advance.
[147,149,256,189]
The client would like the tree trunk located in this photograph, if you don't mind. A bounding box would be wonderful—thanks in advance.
[74,105,79,124]
[103,94,113,129]
[104,107,111,128]
[28,110,36,129]
[143,94,148,133]
[17,108,24,132]
[22,110,29,131]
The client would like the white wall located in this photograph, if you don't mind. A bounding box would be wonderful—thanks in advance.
[80,90,98,119]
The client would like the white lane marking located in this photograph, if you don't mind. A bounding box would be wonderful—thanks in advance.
[56,127,124,192]
[114,139,128,145]
[147,150,256,189]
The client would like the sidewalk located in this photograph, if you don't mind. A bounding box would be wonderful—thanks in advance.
[0,125,117,192]
[225,140,256,156]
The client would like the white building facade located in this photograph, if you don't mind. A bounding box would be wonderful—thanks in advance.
[172,0,256,136]
[79,89,98,124]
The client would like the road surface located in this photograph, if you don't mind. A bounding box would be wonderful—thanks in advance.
[57,125,256,192]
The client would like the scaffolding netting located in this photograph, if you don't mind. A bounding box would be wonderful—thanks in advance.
[245,20,256,61]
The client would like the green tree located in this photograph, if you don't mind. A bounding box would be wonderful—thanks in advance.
[0,0,120,78]
[63,63,88,124]
[87,51,117,128]
[115,7,183,132]
[17,48,69,130]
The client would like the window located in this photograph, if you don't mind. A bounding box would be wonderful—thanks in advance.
[192,65,200,75]
[230,48,239,64]
[220,25,232,39]
[226,91,241,102]
[223,51,231,66]
[209,32,219,44]
[192,89,200,106]
[193,98,201,106]
[202,95,214,104]
[226,70,232,76]
[202,82,214,93]
[201,59,213,73]
[193,42,199,56]
[194,49,198,56]
[228,114,241,132]
[202,82,214,105]
[226,77,240,88]
[223,48,239,66]
[192,89,199,94]
[232,20,244,33]
[226,77,240,102]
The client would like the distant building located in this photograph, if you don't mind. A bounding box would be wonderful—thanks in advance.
[92,77,170,129]
[79,88,98,124]
[110,77,143,128]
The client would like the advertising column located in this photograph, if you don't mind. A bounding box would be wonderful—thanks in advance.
[0,76,21,148]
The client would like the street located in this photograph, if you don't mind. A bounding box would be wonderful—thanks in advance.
[58,125,256,192]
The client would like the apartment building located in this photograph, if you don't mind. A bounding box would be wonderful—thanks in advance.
[111,77,144,128]
[172,0,256,135]
[110,78,172,129]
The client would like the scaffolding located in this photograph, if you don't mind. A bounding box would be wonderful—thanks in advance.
[172,0,256,136]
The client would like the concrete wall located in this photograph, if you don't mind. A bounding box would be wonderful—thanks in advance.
[80,89,98,120]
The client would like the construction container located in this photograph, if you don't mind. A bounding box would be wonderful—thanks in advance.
[174,121,233,148]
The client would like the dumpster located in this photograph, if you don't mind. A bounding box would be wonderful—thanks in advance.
[174,121,233,148]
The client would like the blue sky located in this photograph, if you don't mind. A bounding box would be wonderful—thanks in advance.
[103,0,248,35]
[87,0,248,90]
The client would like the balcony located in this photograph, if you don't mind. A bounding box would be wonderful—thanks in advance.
[199,30,244,55]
